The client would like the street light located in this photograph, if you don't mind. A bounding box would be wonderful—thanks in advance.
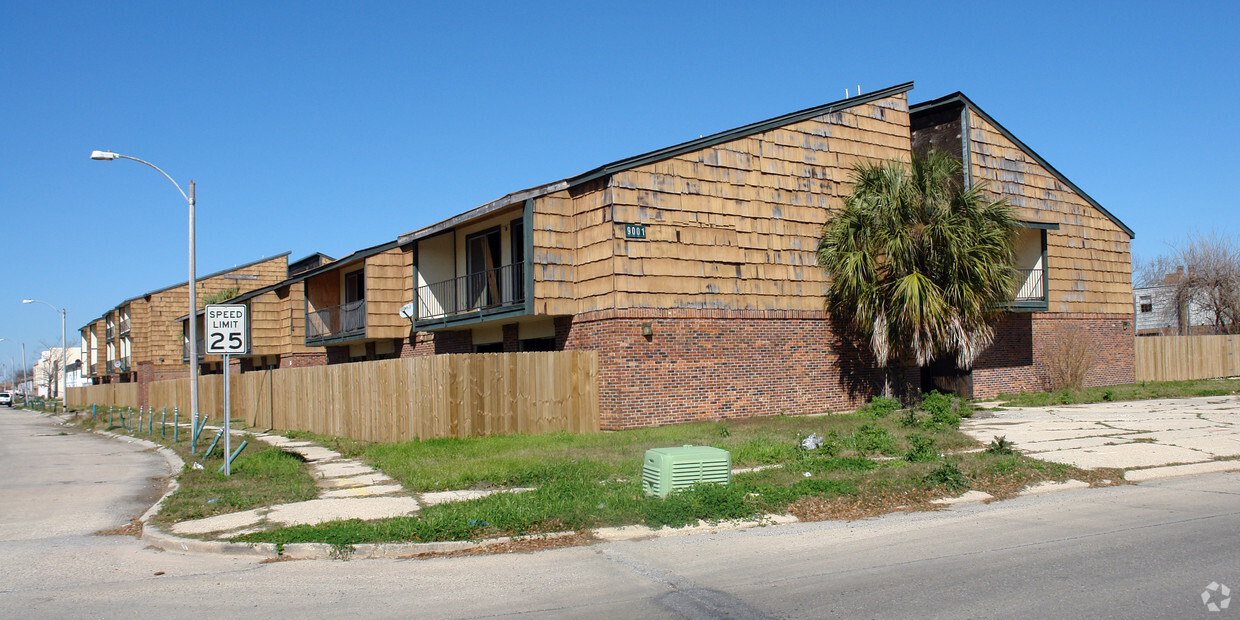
[21,300,67,402]
[91,150,200,439]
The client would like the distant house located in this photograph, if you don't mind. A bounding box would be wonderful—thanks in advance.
[1134,268,1229,336]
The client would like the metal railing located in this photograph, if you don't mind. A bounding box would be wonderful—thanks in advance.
[1013,267,1047,303]
[307,299,367,343]
[105,325,115,340]
[415,262,525,322]
[182,339,205,363]
[119,316,130,335]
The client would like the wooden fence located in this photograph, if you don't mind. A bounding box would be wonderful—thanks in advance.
[1135,335,1240,382]
[134,351,599,442]
[66,383,140,409]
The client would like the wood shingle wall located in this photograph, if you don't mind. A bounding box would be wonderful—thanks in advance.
[531,93,912,315]
[967,111,1132,314]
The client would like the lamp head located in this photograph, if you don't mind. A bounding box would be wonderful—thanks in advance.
[90,150,119,161]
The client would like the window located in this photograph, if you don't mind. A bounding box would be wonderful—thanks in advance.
[1139,296,1153,313]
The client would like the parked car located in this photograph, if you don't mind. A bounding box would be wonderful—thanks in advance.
[0,392,11,406]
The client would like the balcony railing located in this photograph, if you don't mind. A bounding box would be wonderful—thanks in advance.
[105,325,115,341]
[1012,267,1048,306]
[119,316,130,335]
[109,357,130,374]
[182,339,206,363]
[306,299,367,344]
[414,262,525,324]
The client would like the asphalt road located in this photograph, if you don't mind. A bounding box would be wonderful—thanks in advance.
[1,408,1237,619]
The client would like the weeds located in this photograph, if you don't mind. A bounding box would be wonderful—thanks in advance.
[904,433,937,462]
[984,436,1017,456]
[924,462,970,492]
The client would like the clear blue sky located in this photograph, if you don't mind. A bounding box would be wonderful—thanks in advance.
[1,1,1237,368]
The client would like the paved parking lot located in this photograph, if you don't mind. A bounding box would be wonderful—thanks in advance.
[963,394,1240,480]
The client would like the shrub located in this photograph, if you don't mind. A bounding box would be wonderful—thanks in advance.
[923,462,970,492]
[904,433,938,462]
[845,424,898,456]
[1045,324,1097,391]
[859,396,901,418]
[921,391,962,429]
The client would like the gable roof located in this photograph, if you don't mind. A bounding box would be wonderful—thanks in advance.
[79,252,292,330]
[911,92,1134,238]
[401,81,916,244]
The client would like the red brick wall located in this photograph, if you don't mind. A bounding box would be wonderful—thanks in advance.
[560,309,886,429]
[972,312,1135,398]
[399,330,472,357]
[279,353,328,368]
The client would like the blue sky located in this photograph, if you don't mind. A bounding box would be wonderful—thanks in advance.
[1,1,1237,368]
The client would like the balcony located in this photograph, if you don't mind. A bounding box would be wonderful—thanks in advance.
[109,357,130,374]
[105,325,115,341]
[414,262,525,328]
[1009,267,1048,310]
[306,299,367,345]
[182,339,206,363]
[119,316,130,335]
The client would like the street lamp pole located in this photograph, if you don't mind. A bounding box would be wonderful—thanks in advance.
[91,151,199,438]
[21,300,66,401]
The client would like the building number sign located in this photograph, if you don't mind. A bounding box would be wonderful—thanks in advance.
[205,304,249,355]
[625,224,647,239]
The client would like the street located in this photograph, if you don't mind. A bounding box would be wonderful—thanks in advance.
[1,408,1237,619]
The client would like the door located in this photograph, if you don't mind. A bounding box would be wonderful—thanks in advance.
[466,227,502,310]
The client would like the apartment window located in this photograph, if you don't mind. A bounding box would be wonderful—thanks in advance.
[1139,296,1153,313]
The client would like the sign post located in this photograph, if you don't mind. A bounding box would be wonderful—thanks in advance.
[205,304,248,475]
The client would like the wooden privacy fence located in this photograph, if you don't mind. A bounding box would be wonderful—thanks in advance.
[142,351,599,442]
[66,383,140,409]
[1135,335,1240,382]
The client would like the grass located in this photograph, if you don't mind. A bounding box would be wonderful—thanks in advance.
[67,409,318,525]
[231,393,1112,547]
[997,378,1240,407]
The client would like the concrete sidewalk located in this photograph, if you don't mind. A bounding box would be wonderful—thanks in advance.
[963,394,1240,480]
[168,427,532,539]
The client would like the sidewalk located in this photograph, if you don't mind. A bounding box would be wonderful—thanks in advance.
[964,394,1240,480]
[166,426,531,540]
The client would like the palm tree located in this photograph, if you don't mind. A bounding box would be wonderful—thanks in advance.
[816,150,1017,391]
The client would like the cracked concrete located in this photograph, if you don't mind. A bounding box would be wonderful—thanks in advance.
[965,394,1240,478]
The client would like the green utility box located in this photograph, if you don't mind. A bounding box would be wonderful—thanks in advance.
[641,445,731,498]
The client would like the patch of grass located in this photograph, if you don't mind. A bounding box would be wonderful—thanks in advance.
[997,378,1240,407]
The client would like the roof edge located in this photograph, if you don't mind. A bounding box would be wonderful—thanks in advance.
[912,92,1134,239]
[565,81,915,188]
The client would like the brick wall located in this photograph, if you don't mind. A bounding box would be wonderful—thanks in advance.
[559,309,886,429]
[973,312,1135,398]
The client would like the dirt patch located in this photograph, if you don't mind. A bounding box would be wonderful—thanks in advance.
[414,532,596,560]
[96,518,143,538]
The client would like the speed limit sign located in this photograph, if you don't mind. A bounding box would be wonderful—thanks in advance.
[205,304,249,354]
